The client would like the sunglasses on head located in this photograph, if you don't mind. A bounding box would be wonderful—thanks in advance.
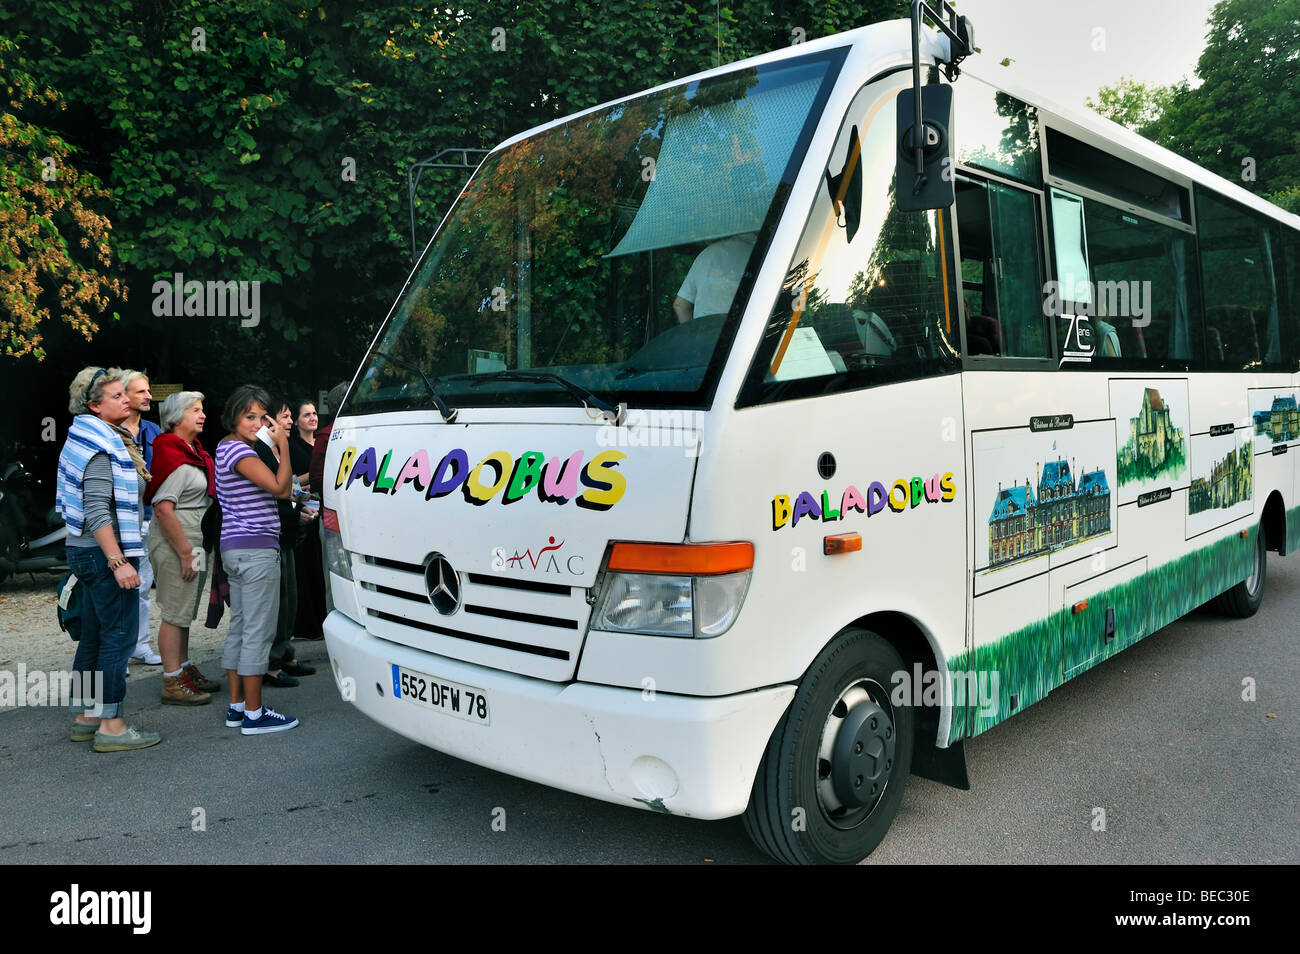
[83,368,108,404]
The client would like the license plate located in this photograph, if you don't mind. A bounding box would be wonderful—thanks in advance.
[391,665,490,725]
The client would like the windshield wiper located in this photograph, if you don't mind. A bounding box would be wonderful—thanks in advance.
[368,350,458,423]
[460,370,626,425]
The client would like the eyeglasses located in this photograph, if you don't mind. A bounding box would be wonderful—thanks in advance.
[83,368,108,404]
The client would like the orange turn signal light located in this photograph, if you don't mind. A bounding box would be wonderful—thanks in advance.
[1240,529,1249,538]
[607,542,754,576]
[823,532,862,555]
[1072,600,1088,614]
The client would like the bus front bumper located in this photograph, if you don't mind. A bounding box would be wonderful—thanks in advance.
[323,611,797,819]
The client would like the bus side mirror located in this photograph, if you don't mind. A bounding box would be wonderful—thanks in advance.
[895,84,954,212]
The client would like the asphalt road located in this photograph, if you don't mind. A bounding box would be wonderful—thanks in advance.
[2,559,1296,865]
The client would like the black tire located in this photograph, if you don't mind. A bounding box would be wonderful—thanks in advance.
[743,628,913,865]
[1211,525,1266,618]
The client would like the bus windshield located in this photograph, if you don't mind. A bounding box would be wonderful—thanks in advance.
[349,50,844,414]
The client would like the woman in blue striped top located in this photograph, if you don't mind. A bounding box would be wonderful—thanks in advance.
[57,367,161,752]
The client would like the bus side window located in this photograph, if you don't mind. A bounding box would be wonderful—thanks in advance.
[1198,189,1286,370]
[1284,225,1300,371]
[955,174,1048,359]
[743,76,962,404]
[1051,189,1202,369]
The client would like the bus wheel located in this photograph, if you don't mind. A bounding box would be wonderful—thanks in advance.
[743,628,913,865]
[1212,525,1266,618]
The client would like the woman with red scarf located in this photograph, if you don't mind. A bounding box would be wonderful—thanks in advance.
[144,391,220,705]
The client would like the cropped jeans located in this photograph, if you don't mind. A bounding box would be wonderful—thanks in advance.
[66,546,139,719]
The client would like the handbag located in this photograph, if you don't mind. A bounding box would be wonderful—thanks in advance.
[56,571,84,641]
[200,499,221,552]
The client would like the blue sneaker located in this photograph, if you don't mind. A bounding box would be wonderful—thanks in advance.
[241,706,299,735]
[225,706,244,728]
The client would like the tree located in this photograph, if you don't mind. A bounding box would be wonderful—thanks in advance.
[0,35,123,360]
[1159,0,1300,201]
[1088,0,1300,211]
[1085,76,1183,140]
[1,0,909,382]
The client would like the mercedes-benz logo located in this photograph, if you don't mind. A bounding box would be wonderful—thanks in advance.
[424,554,461,615]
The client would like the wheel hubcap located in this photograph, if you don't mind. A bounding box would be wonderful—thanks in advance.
[1245,532,1263,597]
[816,682,895,827]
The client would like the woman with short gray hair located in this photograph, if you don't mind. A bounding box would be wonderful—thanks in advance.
[159,391,205,431]
[145,392,218,705]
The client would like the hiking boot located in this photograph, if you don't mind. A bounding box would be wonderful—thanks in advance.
[162,673,212,706]
[93,725,162,752]
[183,662,221,692]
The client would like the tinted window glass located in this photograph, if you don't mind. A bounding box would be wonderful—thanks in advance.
[955,175,1049,358]
[740,76,960,406]
[1053,191,1202,369]
[956,78,1042,186]
[348,51,844,413]
[1047,129,1190,223]
[1283,225,1300,371]
[1198,190,1286,370]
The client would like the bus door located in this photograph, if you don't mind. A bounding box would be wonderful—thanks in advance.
[957,169,1071,736]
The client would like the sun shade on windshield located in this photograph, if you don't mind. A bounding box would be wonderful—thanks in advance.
[606,65,825,258]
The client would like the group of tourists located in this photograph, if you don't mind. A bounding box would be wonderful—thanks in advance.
[55,367,346,751]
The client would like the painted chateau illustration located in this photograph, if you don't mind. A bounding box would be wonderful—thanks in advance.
[1189,443,1252,514]
[1117,387,1185,483]
[1252,395,1299,443]
[988,458,1111,568]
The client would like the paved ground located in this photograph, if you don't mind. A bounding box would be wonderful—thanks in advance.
[1,559,1296,865]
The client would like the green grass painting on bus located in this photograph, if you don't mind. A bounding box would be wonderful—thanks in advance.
[947,530,1256,743]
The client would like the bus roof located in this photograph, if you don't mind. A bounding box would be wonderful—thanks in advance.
[960,58,1300,232]
[488,18,1300,232]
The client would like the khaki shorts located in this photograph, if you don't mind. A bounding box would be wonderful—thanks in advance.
[148,529,209,627]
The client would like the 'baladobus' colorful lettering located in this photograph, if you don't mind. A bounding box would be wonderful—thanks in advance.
[772,472,956,530]
[334,446,628,511]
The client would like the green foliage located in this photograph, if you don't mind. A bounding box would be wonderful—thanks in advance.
[1089,0,1300,210]
[1116,438,1186,485]
[1085,76,1183,140]
[0,0,908,389]
[0,34,124,359]
[1158,0,1300,199]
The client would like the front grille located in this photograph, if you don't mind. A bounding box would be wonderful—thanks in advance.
[350,553,591,681]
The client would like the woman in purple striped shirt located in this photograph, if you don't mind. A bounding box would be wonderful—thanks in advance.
[215,386,299,735]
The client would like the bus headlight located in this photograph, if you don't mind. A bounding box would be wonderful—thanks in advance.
[322,507,354,583]
[590,542,753,639]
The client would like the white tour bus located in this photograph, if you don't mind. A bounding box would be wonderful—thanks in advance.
[320,3,1300,863]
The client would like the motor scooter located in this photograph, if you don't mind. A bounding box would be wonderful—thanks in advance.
[0,442,67,584]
